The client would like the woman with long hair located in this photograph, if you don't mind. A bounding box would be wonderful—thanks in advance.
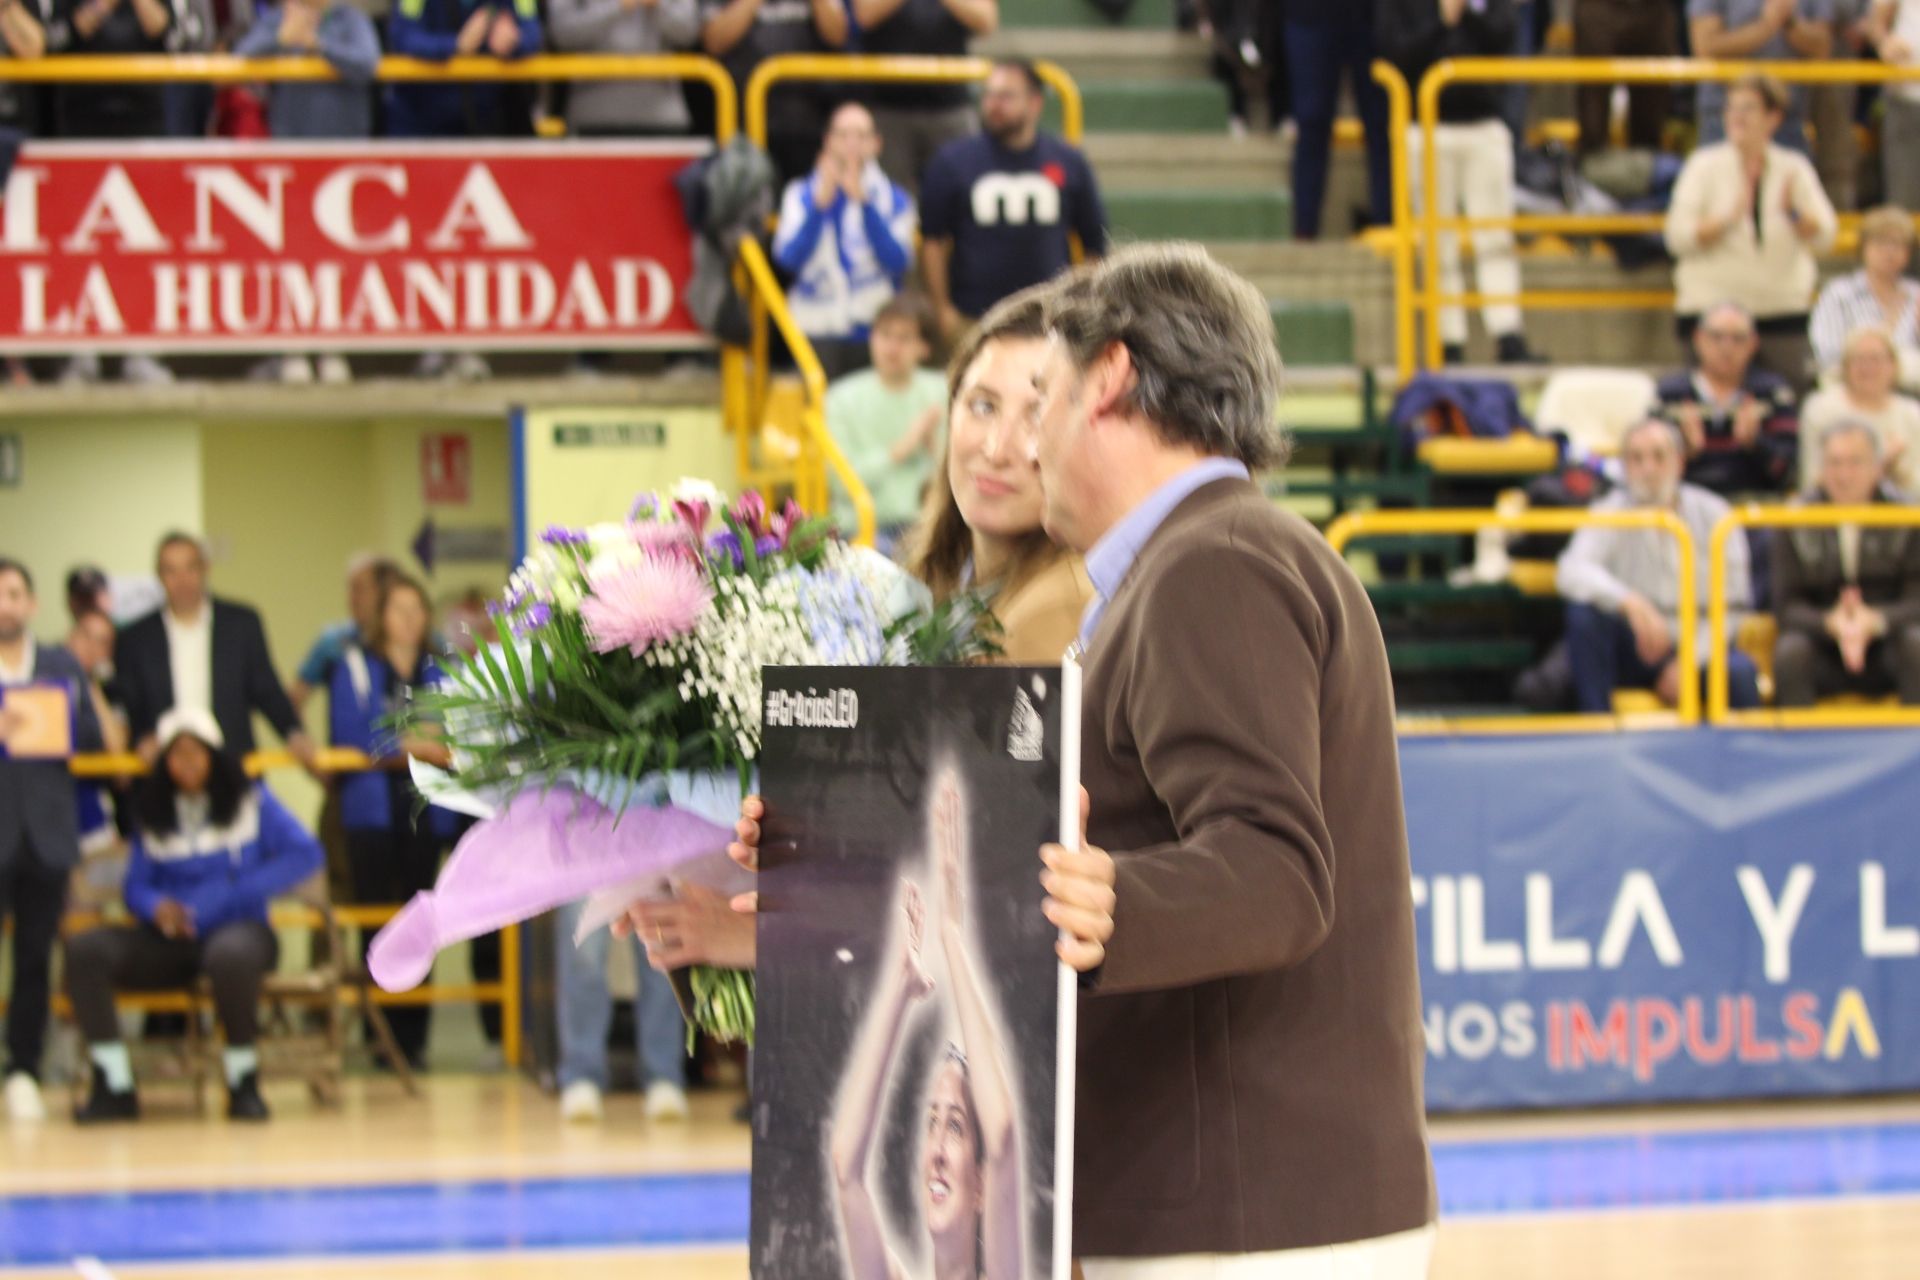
[829,784,1022,1280]
[330,573,455,1069]
[66,708,323,1122]
[626,285,1093,971]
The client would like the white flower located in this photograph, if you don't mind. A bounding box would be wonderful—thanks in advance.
[669,477,726,509]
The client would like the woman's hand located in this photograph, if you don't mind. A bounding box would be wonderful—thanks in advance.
[935,783,966,935]
[902,881,935,1000]
[726,795,763,916]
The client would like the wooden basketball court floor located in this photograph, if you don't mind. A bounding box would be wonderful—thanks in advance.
[2,1077,1916,1278]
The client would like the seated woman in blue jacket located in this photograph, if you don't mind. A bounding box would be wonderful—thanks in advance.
[67,708,323,1124]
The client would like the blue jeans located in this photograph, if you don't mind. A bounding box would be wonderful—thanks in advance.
[555,899,687,1091]
[1284,15,1391,237]
[1566,603,1760,713]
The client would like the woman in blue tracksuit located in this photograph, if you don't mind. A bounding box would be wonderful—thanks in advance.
[67,708,324,1124]
[330,573,457,1070]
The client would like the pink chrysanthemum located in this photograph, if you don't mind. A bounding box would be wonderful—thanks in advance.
[580,553,712,655]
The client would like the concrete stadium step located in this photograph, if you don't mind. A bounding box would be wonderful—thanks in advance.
[1045,79,1230,134]
[978,28,1212,81]
[1084,131,1287,191]
[1107,188,1292,242]
[1002,0,1178,29]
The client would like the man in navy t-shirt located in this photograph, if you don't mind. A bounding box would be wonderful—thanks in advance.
[919,60,1108,343]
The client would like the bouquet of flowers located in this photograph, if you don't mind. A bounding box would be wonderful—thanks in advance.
[367,480,992,1047]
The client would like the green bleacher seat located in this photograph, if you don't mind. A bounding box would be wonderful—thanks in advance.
[1385,638,1537,672]
[1105,189,1292,242]
[1044,80,1229,134]
[1269,301,1355,367]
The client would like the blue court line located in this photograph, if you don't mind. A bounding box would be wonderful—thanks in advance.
[2,1122,1917,1266]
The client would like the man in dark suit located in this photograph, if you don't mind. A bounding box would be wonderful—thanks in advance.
[0,557,104,1122]
[114,533,315,768]
[1772,420,1920,706]
[1030,245,1435,1275]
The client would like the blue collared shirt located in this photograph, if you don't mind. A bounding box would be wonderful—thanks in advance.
[1077,458,1252,649]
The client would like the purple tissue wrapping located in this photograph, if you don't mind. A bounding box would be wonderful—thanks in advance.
[367,786,739,992]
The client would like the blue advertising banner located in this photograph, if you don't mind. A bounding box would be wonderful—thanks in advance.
[1401,729,1920,1111]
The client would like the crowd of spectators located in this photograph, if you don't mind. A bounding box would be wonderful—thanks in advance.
[0,535,578,1125]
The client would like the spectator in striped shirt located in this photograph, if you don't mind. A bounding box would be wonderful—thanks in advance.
[1809,205,1920,383]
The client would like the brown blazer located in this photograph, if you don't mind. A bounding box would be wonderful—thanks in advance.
[1074,477,1434,1257]
[996,552,1096,665]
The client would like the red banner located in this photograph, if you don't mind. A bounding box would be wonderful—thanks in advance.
[0,140,710,353]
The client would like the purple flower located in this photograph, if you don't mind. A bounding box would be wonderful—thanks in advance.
[707,530,745,570]
[755,535,781,559]
[485,599,507,619]
[513,602,553,635]
[629,494,661,521]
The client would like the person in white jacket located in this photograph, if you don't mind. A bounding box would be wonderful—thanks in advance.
[772,102,916,379]
[1665,73,1838,394]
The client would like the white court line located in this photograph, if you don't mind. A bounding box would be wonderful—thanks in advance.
[72,1258,117,1280]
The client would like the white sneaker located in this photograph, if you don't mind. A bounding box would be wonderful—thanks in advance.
[316,354,352,385]
[449,351,491,381]
[61,352,102,385]
[644,1080,690,1124]
[120,354,174,386]
[279,356,314,385]
[559,1080,604,1124]
[5,1071,45,1123]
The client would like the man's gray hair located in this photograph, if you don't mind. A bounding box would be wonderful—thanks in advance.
[1819,417,1882,457]
[1701,299,1756,333]
[1041,242,1288,469]
[1624,417,1686,455]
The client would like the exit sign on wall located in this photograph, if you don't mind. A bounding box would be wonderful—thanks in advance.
[421,433,471,506]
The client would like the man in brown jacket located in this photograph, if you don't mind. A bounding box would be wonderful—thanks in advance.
[1034,243,1436,1276]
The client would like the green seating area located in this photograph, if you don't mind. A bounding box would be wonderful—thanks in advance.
[1106,189,1292,242]
[998,9,1565,715]
[1044,80,1231,134]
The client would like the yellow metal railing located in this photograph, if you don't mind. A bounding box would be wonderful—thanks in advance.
[1394,57,1920,378]
[65,746,522,1067]
[1708,505,1920,727]
[744,53,1083,150]
[1326,507,1701,730]
[1373,62,1419,384]
[734,238,875,546]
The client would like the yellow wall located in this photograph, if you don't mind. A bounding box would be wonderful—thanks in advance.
[520,405,732,537]
[0,413,514,820]
[0,419,203,641]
